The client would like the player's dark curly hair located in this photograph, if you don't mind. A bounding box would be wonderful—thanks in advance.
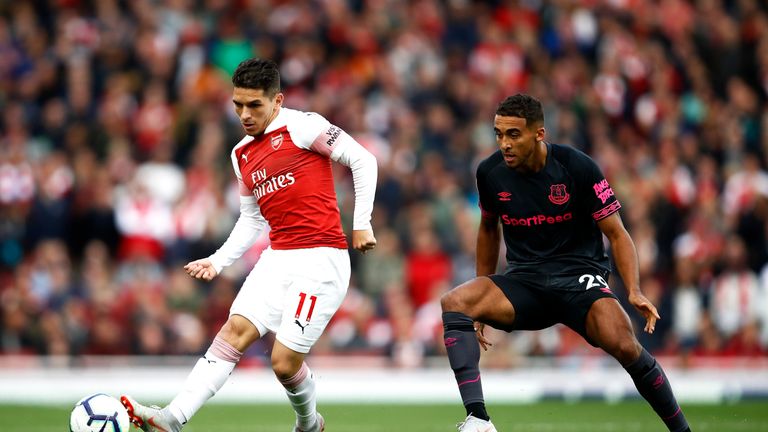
[496,94,544,126]
[232,58,281,97]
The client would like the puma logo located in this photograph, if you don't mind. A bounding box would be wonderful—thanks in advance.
[241,152,249,162]
[294,320,307,334]
[204,356,217,364]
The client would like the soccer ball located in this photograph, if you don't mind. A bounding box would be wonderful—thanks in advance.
[70,393,131,432]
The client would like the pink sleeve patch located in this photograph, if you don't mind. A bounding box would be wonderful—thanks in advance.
[310,125,344,157]
[592,179,615,204]
[592,200,621,221]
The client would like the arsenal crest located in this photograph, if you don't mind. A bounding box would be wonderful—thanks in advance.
[548,184,570,205]
[270,133,284,150]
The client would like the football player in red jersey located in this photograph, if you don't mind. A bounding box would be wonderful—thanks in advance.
[122,58,377,432]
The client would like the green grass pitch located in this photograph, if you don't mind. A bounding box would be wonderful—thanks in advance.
[3,401,766,431]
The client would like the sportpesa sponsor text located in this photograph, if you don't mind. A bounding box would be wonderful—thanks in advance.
[501,212,573,226]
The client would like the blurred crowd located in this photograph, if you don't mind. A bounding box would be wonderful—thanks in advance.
[1,0,768,369]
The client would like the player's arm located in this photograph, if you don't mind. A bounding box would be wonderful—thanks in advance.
[312,125,377,253]
[474,176,502,350]
[474,212,501,350]
[298,113,377,252]
[476,213,501,277]
[597,213,660,333]
[331,137,377,253]
[475,160,500,277]
[185,184,267,281]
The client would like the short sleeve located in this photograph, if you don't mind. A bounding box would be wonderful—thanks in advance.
[476,161,498,218]
[577,153,621,221]
[288,110,332,151]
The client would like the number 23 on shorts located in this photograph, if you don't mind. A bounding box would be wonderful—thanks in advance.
[578,274,609,291]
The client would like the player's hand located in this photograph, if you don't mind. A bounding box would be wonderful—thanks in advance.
[628,291,660,334]
[474,322,493,351]
[352,229,377,254]
[184,258,218,281]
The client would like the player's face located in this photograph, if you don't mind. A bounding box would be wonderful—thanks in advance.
[233,87,284,136]
[494,115,545,170]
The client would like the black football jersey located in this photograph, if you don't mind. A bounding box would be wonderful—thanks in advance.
[476,143,622,276]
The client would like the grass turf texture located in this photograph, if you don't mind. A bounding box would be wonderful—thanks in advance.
[4,401,766,431]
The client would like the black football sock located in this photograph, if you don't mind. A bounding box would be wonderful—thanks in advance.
[465,402,489,422]
[443,312,489,421]
[625,348,689,432]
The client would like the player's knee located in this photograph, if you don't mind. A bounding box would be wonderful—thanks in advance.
[608,338,642,365]
[217,316,259,351]
[271,354,302,380]
[440,289,464,313]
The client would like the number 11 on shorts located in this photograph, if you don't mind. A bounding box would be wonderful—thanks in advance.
[295,292,317,322]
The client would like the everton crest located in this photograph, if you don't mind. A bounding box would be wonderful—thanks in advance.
[548,184,570,205]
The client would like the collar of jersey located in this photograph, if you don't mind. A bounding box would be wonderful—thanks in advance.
[263,107,288,135]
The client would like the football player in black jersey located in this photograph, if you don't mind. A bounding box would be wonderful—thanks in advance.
[443,94,690,432]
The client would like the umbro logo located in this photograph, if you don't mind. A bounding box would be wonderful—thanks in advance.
[652,374,665,389]
[497,192,512,201]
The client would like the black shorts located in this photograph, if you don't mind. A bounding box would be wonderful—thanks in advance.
[489,271,619,346]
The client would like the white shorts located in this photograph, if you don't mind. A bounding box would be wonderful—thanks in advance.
[229,247,350,353]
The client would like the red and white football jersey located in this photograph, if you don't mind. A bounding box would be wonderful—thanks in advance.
[230,108,348,250]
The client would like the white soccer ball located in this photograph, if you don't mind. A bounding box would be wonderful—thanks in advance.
[69,393,131,432]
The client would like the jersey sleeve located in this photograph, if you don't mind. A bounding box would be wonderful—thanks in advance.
[208,193,268,274]
[329,133,377,230]
[575,152,621,221]
[288,111,334,153]
[206,149,268,273]
[476,161,498,218]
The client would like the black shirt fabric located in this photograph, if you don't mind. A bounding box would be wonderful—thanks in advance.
[476,143,622,277]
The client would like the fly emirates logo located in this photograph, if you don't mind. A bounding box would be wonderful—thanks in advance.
[501,212,572,227]
[250,168,296,200]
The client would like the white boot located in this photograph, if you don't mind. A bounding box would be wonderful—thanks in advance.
[457,414,497,432]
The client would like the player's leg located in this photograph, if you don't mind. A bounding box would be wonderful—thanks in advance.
[122,250,282,432]
[585,298,690,432]
[440,276,516,430]
[122,314,260,432]
[166,314,259,424]
[272,247,349,432]
[272,342,324,432]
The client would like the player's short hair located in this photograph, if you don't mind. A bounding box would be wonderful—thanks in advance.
[496,94,544,127]
[232,58,281,97]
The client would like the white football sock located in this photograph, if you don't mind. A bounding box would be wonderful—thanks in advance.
[279,362,317,430]
[167,336,242,424]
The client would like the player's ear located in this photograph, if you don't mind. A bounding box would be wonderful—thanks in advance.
[536,126,546,142]
[273,92,284,109]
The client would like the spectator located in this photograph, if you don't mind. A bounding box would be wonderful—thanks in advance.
[0,0,767,362]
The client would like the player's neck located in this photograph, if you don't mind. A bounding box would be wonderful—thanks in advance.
[518,141,548,174]
[265,107,281,131]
